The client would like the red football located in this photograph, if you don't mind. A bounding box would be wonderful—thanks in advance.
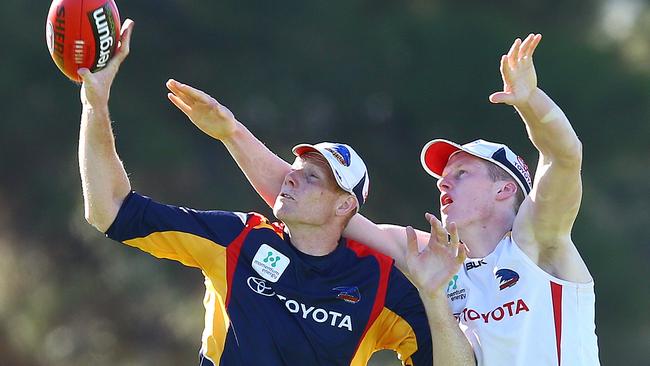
[46,0,121,82]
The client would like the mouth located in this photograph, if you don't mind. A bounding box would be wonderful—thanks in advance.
[279,192,294,200]
[440,193,453,208]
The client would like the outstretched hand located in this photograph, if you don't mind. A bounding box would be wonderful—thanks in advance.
[489,33,542,107]
[166,80,239,141]
[79,19,135,108]
[404,213,468,299]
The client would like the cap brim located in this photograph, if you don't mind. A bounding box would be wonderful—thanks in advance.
[292,144,320,157]
[420,139,464,178]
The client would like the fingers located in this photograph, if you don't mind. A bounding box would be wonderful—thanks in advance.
[506,38,521,70]
[448,222,459,250]
[508,33,542,64]
[166,79,211,106]
[167,92,192,116]
[166,79,192,101]
[446,221,468,264]
[424,212,447,248]
[519,34,535,58]
[77,68,91,82]
[498,54,512,86]
[405,226,419,258]
[489,90,515,105]
[527,34,542,58]
[115,19,135,63]
[457,242,469,264]
[504,33,542,67]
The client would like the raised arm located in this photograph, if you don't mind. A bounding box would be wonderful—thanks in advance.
[166,81,433,266]
[166,80,291,207]
[489,34,591,282]
[78,20,135,233]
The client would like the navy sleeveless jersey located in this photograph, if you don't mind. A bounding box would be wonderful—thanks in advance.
[106,192,432,365]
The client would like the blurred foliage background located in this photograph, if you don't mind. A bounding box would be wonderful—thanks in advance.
[1,0,649,365]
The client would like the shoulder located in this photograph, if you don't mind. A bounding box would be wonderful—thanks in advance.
[108,191,272,244]
[246,212,286,235]
[509,230,593,283]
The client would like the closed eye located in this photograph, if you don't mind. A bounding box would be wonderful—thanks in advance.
[307,172,321,181]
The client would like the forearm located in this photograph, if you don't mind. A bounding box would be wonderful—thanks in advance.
[79,104,131,232]
[423,294,475,366]
[515,88,582,164]
[221,122,291,207]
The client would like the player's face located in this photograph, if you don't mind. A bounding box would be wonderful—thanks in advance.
[437,152,501,227]
[273,155,344,226]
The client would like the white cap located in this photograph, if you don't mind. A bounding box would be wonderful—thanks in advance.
[292,142,370,210]
[421,139,532,194]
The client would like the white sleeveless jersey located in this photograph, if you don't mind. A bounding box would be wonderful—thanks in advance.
[446,234,599,365]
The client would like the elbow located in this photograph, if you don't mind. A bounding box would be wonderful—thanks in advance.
[566,139,583,166]
[554,138,582,168]
[84,211,111,233]
[84,204,115,233]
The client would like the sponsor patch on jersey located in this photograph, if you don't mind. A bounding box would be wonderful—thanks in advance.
[246,276,354,331]
[247,276,276,297]
[252,244,290,282]
[456,298,530,324]
[446,274,467,301]
[495,268,519,290]
[332,286,361,304]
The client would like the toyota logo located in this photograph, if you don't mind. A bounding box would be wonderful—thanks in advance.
[247,276,276,297]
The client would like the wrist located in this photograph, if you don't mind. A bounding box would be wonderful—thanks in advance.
[422,291,455,322]
[82,103,110,118]
[220,120,245,144]
[513,87,543,113]
[419,285,447,302]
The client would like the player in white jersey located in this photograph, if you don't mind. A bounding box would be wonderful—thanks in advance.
[170,33,599,365]
[345,33,600,365]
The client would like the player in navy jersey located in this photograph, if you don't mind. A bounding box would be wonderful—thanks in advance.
[77,19,474,365]
[191,34,600,365]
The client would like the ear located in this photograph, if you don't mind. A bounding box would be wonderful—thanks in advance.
[496,181,518,201]
[335,194,357,217]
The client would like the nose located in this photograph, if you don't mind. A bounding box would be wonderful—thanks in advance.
[437,176,451,192]
[284,170,298,188]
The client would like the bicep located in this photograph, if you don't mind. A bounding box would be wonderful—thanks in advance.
[514,153,583,264]
[518,153,582,234]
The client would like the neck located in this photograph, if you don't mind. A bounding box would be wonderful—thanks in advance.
[459,215,514,258]
[284,221,342,256]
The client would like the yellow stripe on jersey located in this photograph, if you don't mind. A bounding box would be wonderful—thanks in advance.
[201,277,230,363]
[350,307,419,366]
[124,231,231,363]
[123,231,227,274]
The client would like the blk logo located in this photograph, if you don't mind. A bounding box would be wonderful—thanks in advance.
[465,259,487,271]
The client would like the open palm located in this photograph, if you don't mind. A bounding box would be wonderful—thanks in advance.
[404,214,467,298]
[166,80,238,141]
[489,33,542,107]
